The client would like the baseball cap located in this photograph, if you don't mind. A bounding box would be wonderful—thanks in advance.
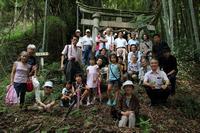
[86,29,91,33]
[75,29,81,33]
[27,44,36,49]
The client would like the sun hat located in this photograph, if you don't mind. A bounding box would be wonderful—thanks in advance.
[122,80,134,89]
[43,81,53,88]
[27,44,36,49]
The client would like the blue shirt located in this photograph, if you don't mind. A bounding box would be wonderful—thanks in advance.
[128,39,139,46]
[109,64,120,81]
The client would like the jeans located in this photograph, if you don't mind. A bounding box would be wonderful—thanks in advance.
[83,45,92,65]
[145,87,170,105]
[14,83,26,105]
[118,113,136,128]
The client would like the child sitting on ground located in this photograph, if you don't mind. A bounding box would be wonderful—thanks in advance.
[86,58,99,105]
[72,73,90,108]
[61,81,76,107]
[128,54,140,81]
[117,80,139,128]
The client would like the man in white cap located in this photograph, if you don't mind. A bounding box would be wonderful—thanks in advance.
[117,80,139,128]
[82,29,94,65]
[35,81,56,112]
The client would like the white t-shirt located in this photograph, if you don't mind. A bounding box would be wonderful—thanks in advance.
[86,65,99,88]
[105,35,114,50]
[128,51,142,63]
[114,38,128,48]
[82,35,93,46]
[77,37,83,50]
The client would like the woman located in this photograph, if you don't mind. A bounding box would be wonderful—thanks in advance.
[11,51,32,108]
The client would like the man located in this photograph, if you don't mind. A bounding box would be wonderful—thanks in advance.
[114,31,128,61]
[35,81,56,112]
[143,58,170,106]
[138,58,151,84]
[128,32,139,52]
[105,28,114,52]
[152,34,170,59]
[76,29,83,49]
[160,48,178,95]
[27,44,40,101]
[61,35,82,82]
[82,29,94,65]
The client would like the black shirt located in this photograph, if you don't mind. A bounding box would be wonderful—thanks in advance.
[152,41,170,58]
[160,55,178,75]
[97,55,109,68]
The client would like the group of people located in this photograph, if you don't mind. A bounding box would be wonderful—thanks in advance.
[9,27,178,129]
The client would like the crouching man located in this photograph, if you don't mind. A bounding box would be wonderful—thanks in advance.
[117,80,139,128]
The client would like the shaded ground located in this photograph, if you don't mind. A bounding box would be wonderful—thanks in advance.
[0,62,200,133]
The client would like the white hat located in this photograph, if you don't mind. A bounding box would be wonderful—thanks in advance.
[43,81,53,88]
[75,29,81,33]
[27,44,36,49]
[122,80,134,89]
[86,29,91,32]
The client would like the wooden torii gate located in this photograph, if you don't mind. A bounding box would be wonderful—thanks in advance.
[76,1,157,41]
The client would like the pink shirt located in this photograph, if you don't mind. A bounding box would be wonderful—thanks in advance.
[14,61,30,83]
[86,65,99,88]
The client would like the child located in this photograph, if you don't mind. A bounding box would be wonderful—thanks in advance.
[86,58,99,105]
[10,51,32,108]
[72,73,90,108]
[128,45,141,64]
[61,81,75,107]
[36,81,56,112]
[128,54,140,81]
[117,80,139,128]
[107,53,123,106]
[118,56,128,82]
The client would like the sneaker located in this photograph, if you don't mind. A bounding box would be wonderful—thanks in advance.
[87,102,91,106]
[112,100,117,106]
[107,99,112,106]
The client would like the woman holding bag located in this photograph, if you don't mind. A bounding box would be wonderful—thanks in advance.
[10,51,32,108]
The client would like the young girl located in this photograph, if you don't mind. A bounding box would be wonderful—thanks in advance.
[118,56,127,81]
[86,58,99,105]
[128,54,140,81]
[107,53,123,106]
[61,81,75,107]
[10,51,32,108]
[72,73,89,108]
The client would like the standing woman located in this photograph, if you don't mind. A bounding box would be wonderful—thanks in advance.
[11,51,31,108]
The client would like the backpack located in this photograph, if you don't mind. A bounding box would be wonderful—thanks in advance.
[5,85,18,105]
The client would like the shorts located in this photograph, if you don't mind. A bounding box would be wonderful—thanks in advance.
[108,80,121,87]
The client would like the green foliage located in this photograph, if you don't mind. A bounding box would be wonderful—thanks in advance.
[0,76,10,112]
[139,117,152,133]
[174,94,200,119]
[70,109,83,118]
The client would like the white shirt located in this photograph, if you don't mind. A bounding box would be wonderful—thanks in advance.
[77,37,83,50]
[114,38,128,48]
[61,44,82,63]
[105,35,114,50]
[144,69,169,89]
[86,65,99,88]
[82,35,93,46]
[128,51,142,63]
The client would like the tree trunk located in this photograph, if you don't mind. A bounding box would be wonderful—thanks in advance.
[169,0,174,51]
[188,0,200,54]
[14,0,18,24]
[161,0,170,45]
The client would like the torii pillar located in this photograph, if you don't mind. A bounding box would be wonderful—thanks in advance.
[92,13,100,42]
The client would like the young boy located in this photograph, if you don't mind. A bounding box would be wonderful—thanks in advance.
[72,73,90,107]
[117,80,139,128]
[35,81,56,112]
[61,81,76,107]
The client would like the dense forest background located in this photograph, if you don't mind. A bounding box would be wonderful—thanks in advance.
[0,0,200,132]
